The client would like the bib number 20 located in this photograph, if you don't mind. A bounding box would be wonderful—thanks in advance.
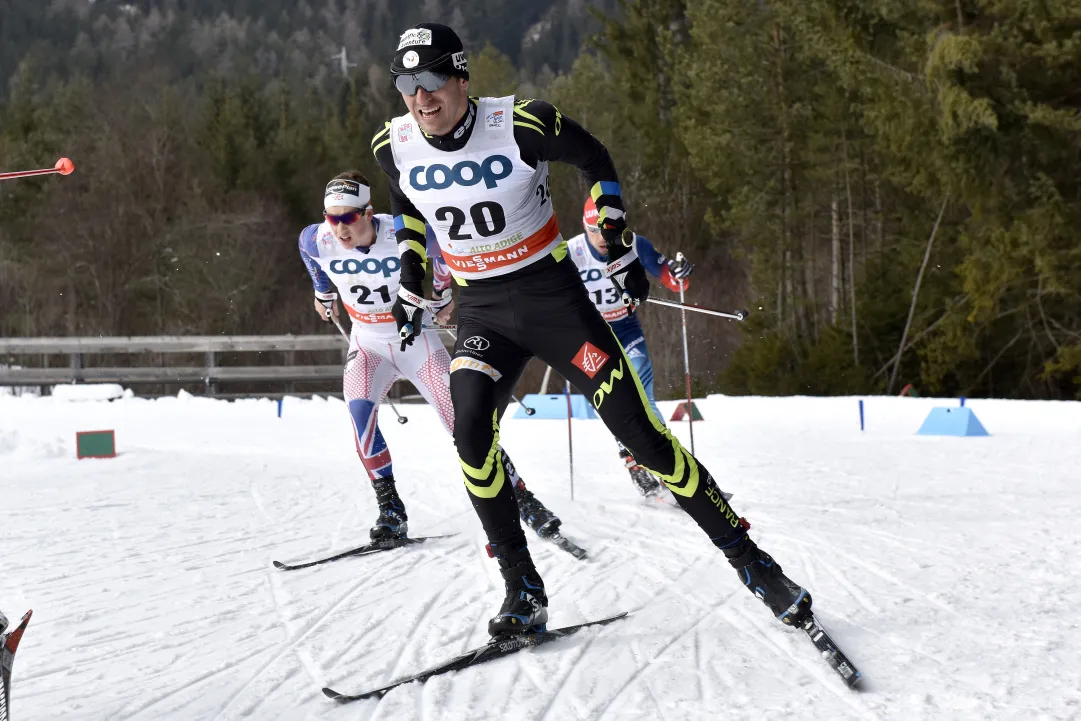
[436,202,507,240]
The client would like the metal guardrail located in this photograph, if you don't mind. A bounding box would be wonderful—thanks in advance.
[0,335,351,394]
[0,366,345,385]
[0,333,455,397]
[0,335,345,354]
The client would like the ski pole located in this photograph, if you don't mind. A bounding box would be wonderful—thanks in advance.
[332,312,408,424]
[676,253,695,455]
[565,378,574,501]
[645,297,748,321]
[438,326,535,415]
[0,157,75,181]
[384,397,409,424]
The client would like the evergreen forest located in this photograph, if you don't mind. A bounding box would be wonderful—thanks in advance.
[2,0,1079,399]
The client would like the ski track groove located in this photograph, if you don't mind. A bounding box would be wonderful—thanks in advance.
[210,558,392,721]
[387,556,465,679]
[643,677,673,721]
[534,620,607,721]
[722,604,879,721]
[593,590,739,721]
[313,540,473,698]
[114,644,269,721]
[776,532,959,619]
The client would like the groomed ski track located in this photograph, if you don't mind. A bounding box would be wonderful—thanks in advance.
[2,393,1079,720]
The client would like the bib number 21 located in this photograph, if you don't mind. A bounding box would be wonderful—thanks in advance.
[436,202,507,240]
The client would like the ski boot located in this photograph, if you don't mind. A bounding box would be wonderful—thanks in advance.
[369,477,408,542]
[514,480,561,538]
[487,541,548,638]
[718,525,812,626]
[620,448,662,497]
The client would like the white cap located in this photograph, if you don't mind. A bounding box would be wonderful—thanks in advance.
[324,178,371,210]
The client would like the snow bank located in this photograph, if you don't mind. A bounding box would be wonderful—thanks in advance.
[50,383,127,402]
[0,429,68,460]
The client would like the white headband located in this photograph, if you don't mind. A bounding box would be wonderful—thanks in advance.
[324,179,371,211]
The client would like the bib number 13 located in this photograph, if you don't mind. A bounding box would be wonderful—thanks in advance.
[436,202,507,240]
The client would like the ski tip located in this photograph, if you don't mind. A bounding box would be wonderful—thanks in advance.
[272,561,287,569]
[4,609,33,653]
[322,687,343,700]
[847,671,866,690]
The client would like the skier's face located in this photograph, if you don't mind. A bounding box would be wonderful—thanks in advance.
[404,77,469,136]
[326,206,375,250]
[584,222,606,254]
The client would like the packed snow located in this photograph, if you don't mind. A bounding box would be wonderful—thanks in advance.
[2,391,1080,720]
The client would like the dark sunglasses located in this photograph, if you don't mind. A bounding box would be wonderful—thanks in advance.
[394,70,451,96]
[323,210,363,226]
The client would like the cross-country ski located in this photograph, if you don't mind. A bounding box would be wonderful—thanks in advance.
[0,609,32,721]
[272,534,458,570]
[323,612,629,702]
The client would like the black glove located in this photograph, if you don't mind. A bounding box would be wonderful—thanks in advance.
[667,253,693,280]
[600,219,650,310]
[392,283,426,351]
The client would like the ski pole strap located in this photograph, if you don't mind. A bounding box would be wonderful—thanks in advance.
[604,247,639,278]
[397,287,428,309]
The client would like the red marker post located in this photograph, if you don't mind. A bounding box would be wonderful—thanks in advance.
[0,157,75,182]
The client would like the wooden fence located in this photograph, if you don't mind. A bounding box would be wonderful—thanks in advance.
[0,335,449,398]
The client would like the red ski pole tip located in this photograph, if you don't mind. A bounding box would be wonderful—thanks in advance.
[55,157,75,175]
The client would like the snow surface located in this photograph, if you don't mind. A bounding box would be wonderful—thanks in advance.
[49,383,128,402]
[1,392,1080,720]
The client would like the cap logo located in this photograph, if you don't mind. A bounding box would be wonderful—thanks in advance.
[403,50,420,68]
[397,28,433,50]
[452,51,468,71]
[324,179,371,210]
[326,180,360,197]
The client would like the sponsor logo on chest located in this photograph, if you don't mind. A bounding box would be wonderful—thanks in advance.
[327,256,401,277]
[408,154,512,191]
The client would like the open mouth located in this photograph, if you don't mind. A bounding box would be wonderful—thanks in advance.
[417,106,442,122]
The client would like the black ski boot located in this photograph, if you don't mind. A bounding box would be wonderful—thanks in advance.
[513,480,561,538]
[369,477,408,542]
[620,448,662,497]
[719,527,812,626]
[487,541,548,638]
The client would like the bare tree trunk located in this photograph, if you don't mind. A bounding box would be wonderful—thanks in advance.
[874,177,884,255]
[859,142,869,272]
[773,24,792,326]
[806,208,819,343]
[831,194,841,325]
[785,249,795,329]
[66,277,77,336]
[888,196,950,394]
[777,253,786,321]
[843,126,859,367]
